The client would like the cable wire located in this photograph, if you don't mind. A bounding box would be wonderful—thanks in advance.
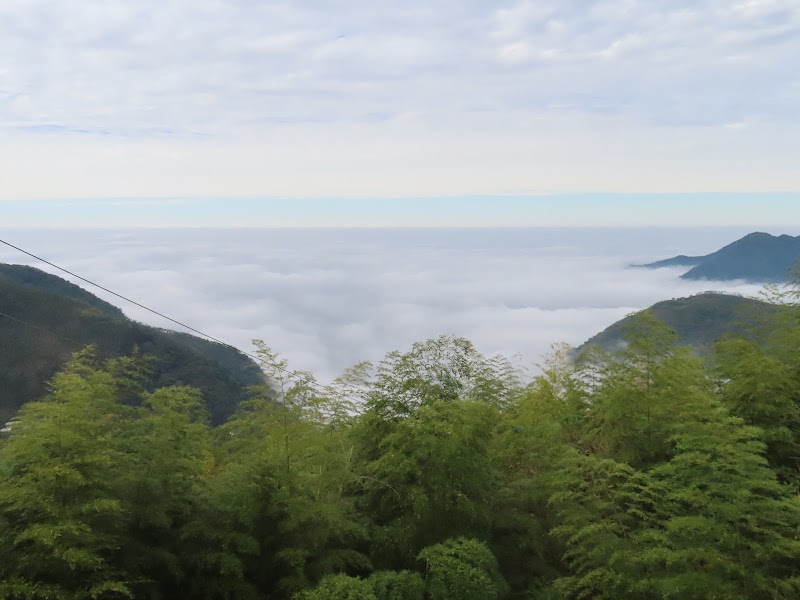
[0,309,83,348]
[0,237,331,393]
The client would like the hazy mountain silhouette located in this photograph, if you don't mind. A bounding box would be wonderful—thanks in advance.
[641,232,800,282]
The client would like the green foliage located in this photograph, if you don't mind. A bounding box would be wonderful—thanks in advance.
[553,356,800,599]
[213,342,370,597]
[417,538,508,600]
[0,349,259,600]
[636,412,800,599]
[0,264,262,424]
[715,337,800,486]
[489,350,577,592]
[713,281,800,488]
[522,343,588,442]
[0,349,135,598]
[549,300,800,599]
[5,301,800,600]
[351,336,514,569]
[295,574,377,600]
[581,292,778,356]
[0,263,125,319]
[551,454,658,600]
[579,310,719,468]
[363,335,521,419]
[368,571,425,600]
[359,398,498,568]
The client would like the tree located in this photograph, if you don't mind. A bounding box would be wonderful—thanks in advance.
[417,538,508,600]
[553,399,800,600]
[634,410,800,599]
[362,336,520,421]
[352,337,514,569]
[0,350,136,599]
[127,386,259,600]
[0,349,258,600]
[294,574,376,600]
[712,279,800,488]
[551,454,658,600]
[368,571,425,600]
[489,350,578,593]
[214,342,369,598]
[581,310,714,468]
[715,337,800,488]
[358,399,498,569]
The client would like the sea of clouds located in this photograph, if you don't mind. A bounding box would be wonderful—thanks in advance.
[1,227,791,382]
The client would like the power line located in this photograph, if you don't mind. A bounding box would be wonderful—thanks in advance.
[0,237,330,394]
[0,310,83,347]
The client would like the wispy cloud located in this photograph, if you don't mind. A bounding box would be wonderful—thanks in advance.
[0,1,798,199]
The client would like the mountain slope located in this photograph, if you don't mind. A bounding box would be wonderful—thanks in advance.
[643,254,702,269]
[641,232,800,282]
[0,265,264,424]
[0,263,125,318]
[578,292,778,354]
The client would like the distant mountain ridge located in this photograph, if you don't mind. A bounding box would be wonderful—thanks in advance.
[641,232,800,282]
[578,292,778,355]
[644,255,703,269]
[0,263,263,424]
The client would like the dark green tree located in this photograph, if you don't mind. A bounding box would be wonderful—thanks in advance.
[368,571,425,600]
[417,538,508,600]
[294,574,376,600]
[489,351,577,593]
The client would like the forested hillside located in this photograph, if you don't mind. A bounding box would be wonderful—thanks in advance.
[580,291,778,354]
[0,263,126,319]
[0,263,263,424]
[2,282,800,599]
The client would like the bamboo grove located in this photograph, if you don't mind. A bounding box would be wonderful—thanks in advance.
[3,286,800,599]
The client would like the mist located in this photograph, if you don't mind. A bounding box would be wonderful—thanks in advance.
[1,227,785,381]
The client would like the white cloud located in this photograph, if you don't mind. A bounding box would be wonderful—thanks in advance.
[0,227,779,383]
[594,33,644,59]
[0,0,798,198]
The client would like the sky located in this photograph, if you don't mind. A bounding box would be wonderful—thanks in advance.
[4,195,800,228]
[0,227,791,381]
[1,0,799,226]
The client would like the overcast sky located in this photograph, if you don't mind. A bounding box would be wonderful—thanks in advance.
[1,0,799,225]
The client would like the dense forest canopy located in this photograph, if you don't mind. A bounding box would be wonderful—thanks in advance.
[578,291,779,355]
[3,281,800,598]
[0,264,263,424]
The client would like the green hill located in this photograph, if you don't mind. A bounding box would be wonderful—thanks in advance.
[641,232,800,282]
[0,263,125,318]
[578,292,779,354]
[0,264,264,424]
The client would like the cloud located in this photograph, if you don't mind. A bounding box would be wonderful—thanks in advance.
[0,227,782,383]
[0,1,798,198]
[594,33,644,59]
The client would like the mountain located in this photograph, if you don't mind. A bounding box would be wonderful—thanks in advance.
[0,263,264,424]
[578,292,779,354]
[641,232,800,282]
[643,254,703,269]
[0,263,126,318]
